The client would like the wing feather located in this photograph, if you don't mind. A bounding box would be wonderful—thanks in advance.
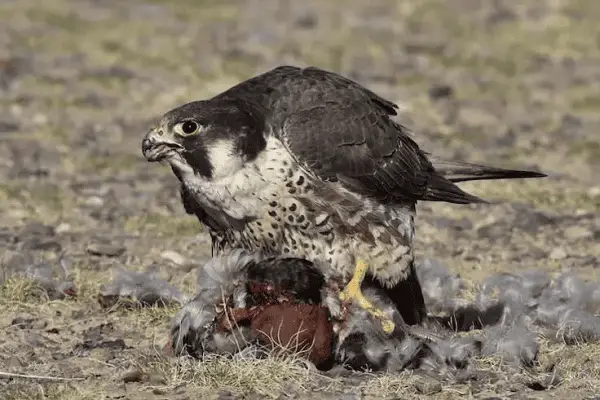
[215,65,492,204]
[281,102,437,203]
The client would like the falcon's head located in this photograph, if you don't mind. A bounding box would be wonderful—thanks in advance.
[142,99,266,181]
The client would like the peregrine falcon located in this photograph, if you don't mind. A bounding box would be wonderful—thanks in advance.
[142,65,546,334]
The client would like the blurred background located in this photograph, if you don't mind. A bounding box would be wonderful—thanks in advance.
[1,0,599,274]
[1,1,599,397]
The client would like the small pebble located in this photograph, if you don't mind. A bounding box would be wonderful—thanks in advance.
[549,248,568,260]
[87,243,126,257]
[428,83,454,100]
[122,368,144,383]
[84,196,104,208]
[564,226,592,240]
[414,377,442,394]
[161,250,187,266]
[32,113,48,125]
[55,223,71,234]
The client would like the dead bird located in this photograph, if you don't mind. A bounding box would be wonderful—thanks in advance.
[169,250,438,371]
[169,250,335,368]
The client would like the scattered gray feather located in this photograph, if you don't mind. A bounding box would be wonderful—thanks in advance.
[169,249,260,358]
[354,262,600,375]
[1,251,76,300]
[122,251,600,379]
[415,258,466,313]
[170,295,253,357]
[418,336,481,381]
[476,270,550,311]
[99,268,188,307]
[543,308,600,344]
[335,286,424,372]
[481,322,539,367]
[193,248,259,308]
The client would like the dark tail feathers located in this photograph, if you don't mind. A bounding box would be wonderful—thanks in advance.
[424,174,488,204]
[423,159,547,205]
[430,158,547,183]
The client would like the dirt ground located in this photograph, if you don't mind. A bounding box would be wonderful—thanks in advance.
[1,0,599,398]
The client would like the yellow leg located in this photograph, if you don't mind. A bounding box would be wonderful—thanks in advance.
[339,259,395,334]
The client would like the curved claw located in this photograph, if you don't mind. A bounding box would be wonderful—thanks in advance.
[339,259,396,334]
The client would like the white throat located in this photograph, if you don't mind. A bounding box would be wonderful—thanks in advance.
[168,135,295,223]
[206,139,244,181]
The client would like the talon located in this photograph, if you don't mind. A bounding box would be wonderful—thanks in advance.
[339,259,395,334]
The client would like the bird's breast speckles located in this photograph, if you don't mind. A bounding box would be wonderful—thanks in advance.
[244,177,317,255]
[188,135,415,287]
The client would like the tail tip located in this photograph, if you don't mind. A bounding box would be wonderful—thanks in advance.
[527,171,548,179]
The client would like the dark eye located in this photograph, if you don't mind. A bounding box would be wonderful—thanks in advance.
[181,121,198,135]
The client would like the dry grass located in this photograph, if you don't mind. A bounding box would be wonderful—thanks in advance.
[3,269,600,399]
[147,354,338,397]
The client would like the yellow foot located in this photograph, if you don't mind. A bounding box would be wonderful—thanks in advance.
[339,259,395,334]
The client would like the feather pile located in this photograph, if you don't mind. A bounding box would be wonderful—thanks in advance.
[95,250,600,381]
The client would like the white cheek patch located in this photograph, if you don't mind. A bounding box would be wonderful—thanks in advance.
[206,139,243,180]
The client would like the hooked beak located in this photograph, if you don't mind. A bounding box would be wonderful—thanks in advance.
[141,129,184,162]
